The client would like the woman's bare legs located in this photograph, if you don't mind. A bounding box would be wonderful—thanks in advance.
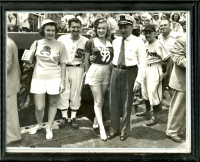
[90,84,108,140]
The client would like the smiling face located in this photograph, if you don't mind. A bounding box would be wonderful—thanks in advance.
[143,31,156,43]
[173,13,179,21]
[44,25,56,40]
[69,22,81,37]
[159,20,171,34]
[97,22,108,38]
[119,24,133,38]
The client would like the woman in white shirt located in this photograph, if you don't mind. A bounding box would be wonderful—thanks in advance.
[28,19,68,140]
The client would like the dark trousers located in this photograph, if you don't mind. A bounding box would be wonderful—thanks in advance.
[109,66,137,133]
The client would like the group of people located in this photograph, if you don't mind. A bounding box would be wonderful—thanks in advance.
[7,12,186,145]
[8,12,186,35]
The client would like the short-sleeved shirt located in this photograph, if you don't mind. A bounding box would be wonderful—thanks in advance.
[145,40,170,64]
[31,38,68,79]
[85,37,113,65]
[57,34,88,65]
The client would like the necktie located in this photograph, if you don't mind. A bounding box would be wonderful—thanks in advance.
[117,38,125,66]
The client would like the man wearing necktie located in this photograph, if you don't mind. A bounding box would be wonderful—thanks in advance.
[107,14,146,141]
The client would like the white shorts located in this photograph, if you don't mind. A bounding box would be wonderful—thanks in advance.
[85,63,111,86]
[30,78,61,95]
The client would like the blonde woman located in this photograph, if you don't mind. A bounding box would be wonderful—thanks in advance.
[85,18,113,141]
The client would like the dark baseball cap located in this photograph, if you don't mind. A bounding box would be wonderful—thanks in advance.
[143,24,156,32]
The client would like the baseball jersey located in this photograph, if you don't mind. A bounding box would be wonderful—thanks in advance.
[85,37,113,65]
[57,34,88,65]
[145,40,170,64]
[30,38,68,79]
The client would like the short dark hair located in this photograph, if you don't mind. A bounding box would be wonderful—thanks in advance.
[93,18,111,38]
[159,19,171,25]
[68,18,82,27]
[39,22,58,37]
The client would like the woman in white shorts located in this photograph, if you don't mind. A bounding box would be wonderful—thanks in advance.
[85,18,113,141]
[28,19,68,139]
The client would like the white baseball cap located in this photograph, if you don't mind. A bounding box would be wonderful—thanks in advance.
[41,19,57,28]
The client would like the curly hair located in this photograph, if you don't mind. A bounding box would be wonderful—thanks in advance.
[93,18,111,38]
[39,22,58,37]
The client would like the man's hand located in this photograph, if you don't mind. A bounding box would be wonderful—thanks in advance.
[133,81,141,92]
[59,82,65,94]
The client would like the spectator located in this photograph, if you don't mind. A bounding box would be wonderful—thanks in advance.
[58,17,68,33]
[105,13,119,35]
[133,13,143,32]
[152,13,161,31]
[132,24,147,43]
[76,13,89,27]
[161,13,171,20]
[28,19,67,140]
[17,13,30,32]
[7,36,21,145]
[85,18,113,141]
[171,12,184,34]
[7,13,16,31]
[28,13,39,32]
[57,18,88,129]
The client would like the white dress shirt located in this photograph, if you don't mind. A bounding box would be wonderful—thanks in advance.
[112,34,146,83]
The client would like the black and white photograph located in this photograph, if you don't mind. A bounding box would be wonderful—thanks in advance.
[1,1,200,161]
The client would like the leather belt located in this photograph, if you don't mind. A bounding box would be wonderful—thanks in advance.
[148,64,152,67]
[66,64,81,67]
[113,64,137,70]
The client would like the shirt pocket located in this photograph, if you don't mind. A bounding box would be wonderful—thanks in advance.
[126,46,138,60]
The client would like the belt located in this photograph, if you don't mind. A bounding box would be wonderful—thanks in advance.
[66,64,81,67]
[113,64,137,70]
[147,63,161,67]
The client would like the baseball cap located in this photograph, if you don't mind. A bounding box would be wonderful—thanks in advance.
[118,14,135,25]
[143,24,156,32]
[41,19,57,28]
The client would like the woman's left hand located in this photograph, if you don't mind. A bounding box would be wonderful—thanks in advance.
[59,82,65,94]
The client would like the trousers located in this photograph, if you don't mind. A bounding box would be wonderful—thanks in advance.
[58,66,84,111]
[109,66,137,133]
[166,90,186,136]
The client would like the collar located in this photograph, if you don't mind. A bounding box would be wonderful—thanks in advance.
[161,31,175,39]
[123,34,132,41]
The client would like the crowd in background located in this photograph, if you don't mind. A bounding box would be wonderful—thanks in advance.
[7,12,186,35]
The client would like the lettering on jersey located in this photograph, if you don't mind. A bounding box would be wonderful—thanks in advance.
[75,48,83,58]
[97,46,110,63]
[40,46,51,55]
[146,49,158,57]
